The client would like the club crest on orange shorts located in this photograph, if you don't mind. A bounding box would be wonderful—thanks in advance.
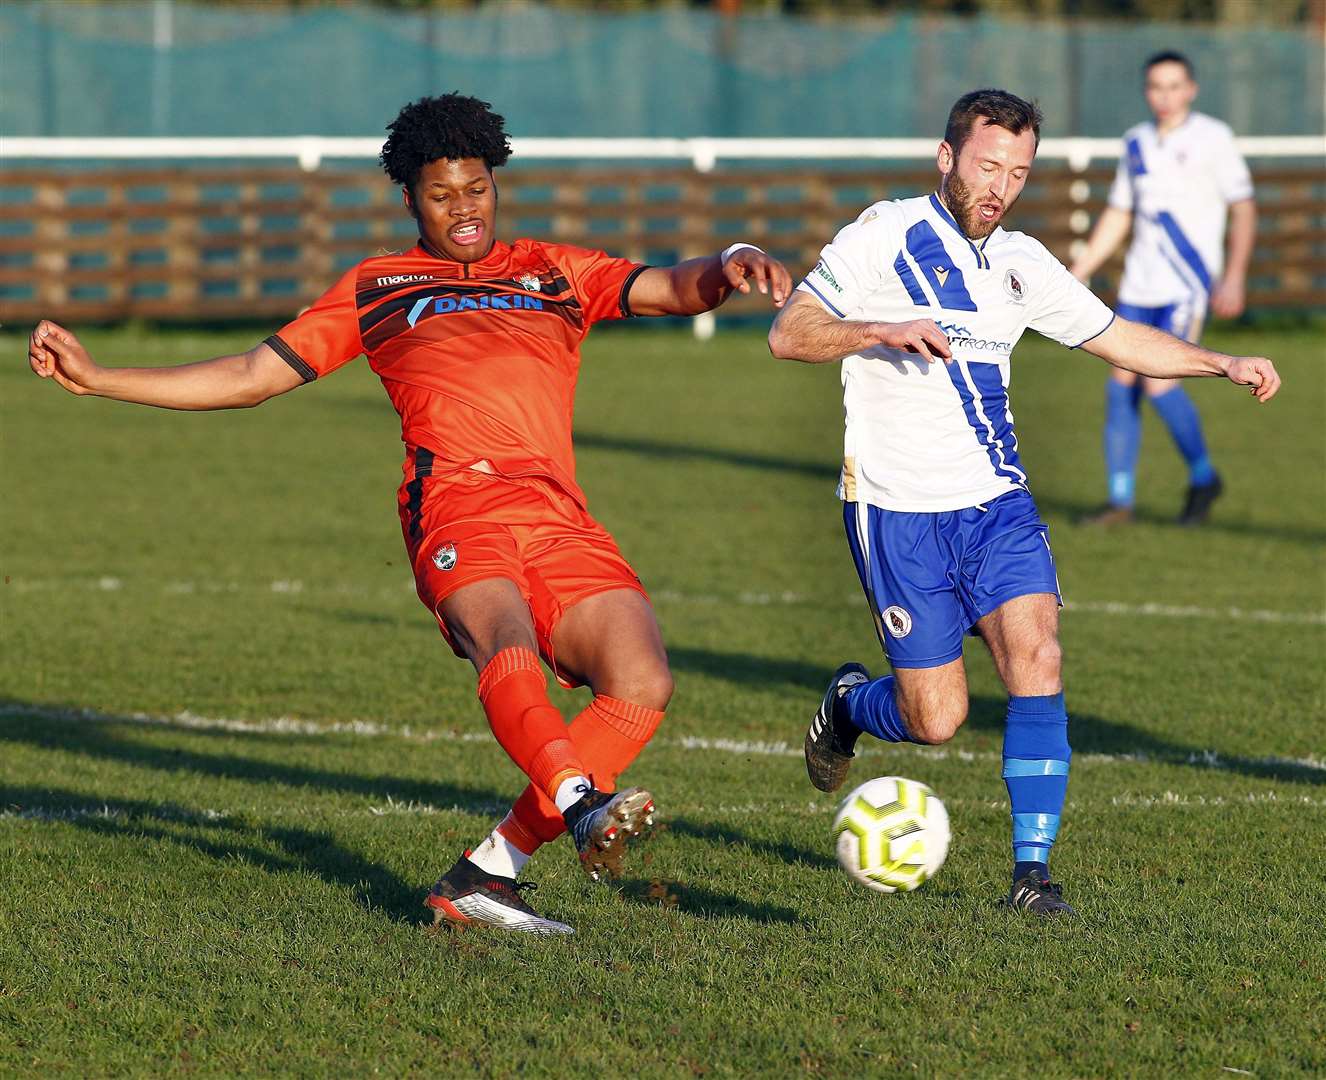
[431,542,458,571]
[399,465,646,681]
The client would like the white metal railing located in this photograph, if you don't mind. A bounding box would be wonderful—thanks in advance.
[3,135,1323,172]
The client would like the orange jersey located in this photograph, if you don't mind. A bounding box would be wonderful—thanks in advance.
[266,239,646,505]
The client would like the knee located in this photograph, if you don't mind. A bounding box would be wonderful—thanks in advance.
[607,663,674,712]
[1002,636,1063,697]
[1024,637,1063,685]
[639,666,675,711]
[900,698,967,745]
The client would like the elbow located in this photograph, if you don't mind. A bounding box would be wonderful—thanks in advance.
[234,357,278,409]
[767,326,795,361]
[234,376,272,409]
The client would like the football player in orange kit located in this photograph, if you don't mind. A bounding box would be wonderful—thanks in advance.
[28,93,791,935]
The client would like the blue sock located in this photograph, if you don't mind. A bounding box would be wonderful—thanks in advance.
[844,675,915,743]
[1149,386,1217,485]
[1002,692,1070,882]
[1104,381,1142,507]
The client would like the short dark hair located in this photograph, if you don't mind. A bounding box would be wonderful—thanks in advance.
[379,93,513,190]
[1144,50,1195,79]
[944,89,1043,158]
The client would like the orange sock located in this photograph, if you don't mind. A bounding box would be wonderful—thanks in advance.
[509,694,665,847]
[478,647,586,800]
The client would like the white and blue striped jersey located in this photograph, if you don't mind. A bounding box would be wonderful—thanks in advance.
[799,193,1114,513]
[1108,112,1253,309]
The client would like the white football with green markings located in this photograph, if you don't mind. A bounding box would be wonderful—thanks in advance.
[833,776,950,893]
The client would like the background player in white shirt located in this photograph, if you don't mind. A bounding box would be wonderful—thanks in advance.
[769,89,1279,915]
[1072,51,1257,525]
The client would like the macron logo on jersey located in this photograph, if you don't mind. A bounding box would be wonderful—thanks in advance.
[377,273,437,287]
[406,292,546,327]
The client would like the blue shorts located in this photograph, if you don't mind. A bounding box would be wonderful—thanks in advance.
[843,489,1061,669]
[1115,300,1204,343]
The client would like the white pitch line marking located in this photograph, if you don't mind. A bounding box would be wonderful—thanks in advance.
[5,577,1323,625]
[1063,599,1325,625]
[2,704,1322,775]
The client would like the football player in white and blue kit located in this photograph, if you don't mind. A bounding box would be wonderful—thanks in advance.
[1073,51,1257,525]
[770,90,1280,914]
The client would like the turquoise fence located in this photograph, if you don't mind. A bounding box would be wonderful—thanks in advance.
[2,3,1322,140]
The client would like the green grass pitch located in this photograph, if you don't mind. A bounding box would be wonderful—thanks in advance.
[2,323,1323,1077]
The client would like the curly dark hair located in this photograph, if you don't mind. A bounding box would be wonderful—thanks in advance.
[379,93,512,189]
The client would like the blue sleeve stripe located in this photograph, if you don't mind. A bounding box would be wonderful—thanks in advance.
[1126,136,1147,177]
[1156,211,1213,292]
[1002,759,1071,778]
[801,278,846,318]
[892,252,930,306]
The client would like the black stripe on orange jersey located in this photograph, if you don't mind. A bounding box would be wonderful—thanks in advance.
[618,264,650,318]
[358,282,483,339]
[360,281,586,352]
[264,334,317,383]
[357,279,447,311]
[405,446,435,542]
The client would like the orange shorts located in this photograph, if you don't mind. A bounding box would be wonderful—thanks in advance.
[398,461,646,684]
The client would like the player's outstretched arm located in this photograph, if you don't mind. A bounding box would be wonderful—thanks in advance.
[1070,207,1132,283]
[767,291,952,365]
[1080,316,1280,402]
[626,245,791,316]
[27,321,305,410]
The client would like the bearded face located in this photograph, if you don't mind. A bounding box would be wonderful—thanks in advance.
[937,121,1037,240]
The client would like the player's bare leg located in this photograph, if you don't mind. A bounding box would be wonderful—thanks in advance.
[552,588,674,710]
[437,577,540,671]
[976,593,1062,697]
[492,590,669,879]
[425,578,593,933]
[805,658,968,791]
[436,576,596,812]
[891,660,970,744]
[977,593,1074,915]
[541,588,668,880]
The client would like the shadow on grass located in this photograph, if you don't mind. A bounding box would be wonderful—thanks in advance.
[298,606,424,630]
[665,816,836,872]
[574,431,835,482]
[1035,492,1326,547]
[961,693,1323,786]
[668,645,832,694]
[0,784,424,922]
[0,704,511,809]
[663,651,1325,788]
[0,702,817,930]
[617,877,800,926]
